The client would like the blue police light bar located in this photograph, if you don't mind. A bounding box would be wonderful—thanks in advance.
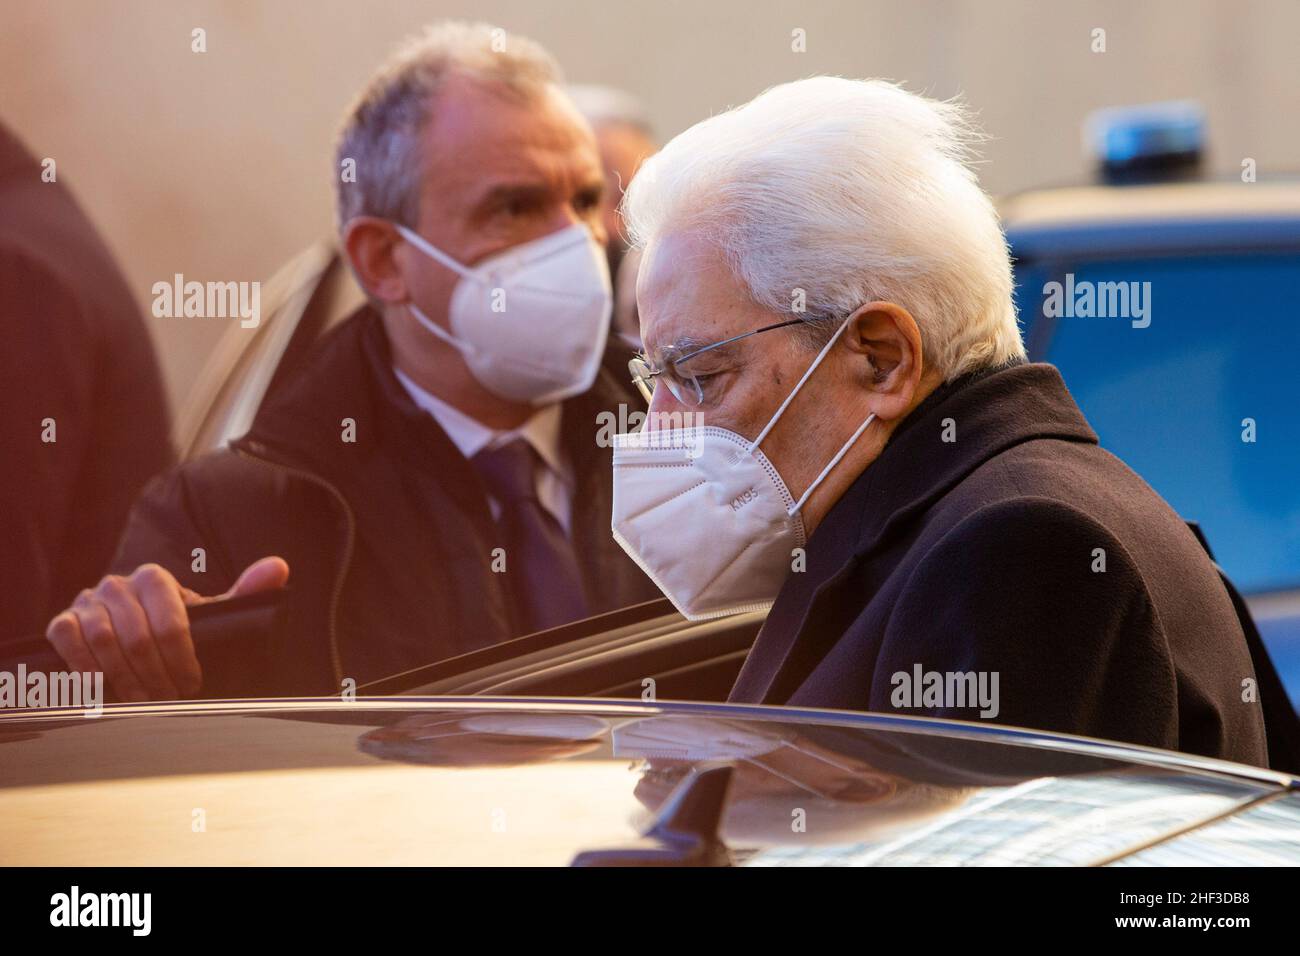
[1084,100,1206,183]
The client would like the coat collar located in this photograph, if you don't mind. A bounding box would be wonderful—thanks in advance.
[234,306,418,474]
[731,360,1099,705]
[816,360,1098,565]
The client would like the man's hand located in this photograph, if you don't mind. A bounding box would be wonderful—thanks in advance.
[44,556,290,702]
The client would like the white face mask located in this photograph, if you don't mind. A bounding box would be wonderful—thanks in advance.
[396,223,612,406]
[611,317,875,621]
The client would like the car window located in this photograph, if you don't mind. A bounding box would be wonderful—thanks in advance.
[1018,252,1300,593]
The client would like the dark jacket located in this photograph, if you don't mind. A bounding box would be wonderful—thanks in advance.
[728,362,1268,766]
[112,307,658,693]
[0,122,173,641]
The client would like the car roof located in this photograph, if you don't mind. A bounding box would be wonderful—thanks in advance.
[2,698,1296,866]
[1000,180,1300,259]
[1001,179,1300,229]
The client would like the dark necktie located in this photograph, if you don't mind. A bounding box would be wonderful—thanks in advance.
[471,438,589,633]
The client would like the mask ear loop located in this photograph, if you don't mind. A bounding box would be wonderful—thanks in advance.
[395,224,489,360]
[743,316,878,516]
[747,317,851,453]
[790,411,875,515]
[399,222,600,294]
[406,301,481,357]
[395,224,474,278]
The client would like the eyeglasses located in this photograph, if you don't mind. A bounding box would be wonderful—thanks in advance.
[629,318,806,407]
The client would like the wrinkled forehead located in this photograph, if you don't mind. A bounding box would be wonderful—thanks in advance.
[636,231,747,360]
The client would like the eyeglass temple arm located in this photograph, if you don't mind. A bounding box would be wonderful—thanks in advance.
[674,318,807,367]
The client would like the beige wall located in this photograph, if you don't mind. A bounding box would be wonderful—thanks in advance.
[4,0,1297,409]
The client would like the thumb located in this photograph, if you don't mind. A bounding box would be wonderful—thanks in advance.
[221,556,291,599]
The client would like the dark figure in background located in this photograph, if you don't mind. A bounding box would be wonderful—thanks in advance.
[0,120,173,641]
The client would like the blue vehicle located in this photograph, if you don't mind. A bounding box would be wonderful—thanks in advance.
[1001,103,1300,700]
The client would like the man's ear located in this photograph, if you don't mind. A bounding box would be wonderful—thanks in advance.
[342,217,409,304]
[841,301,925,421]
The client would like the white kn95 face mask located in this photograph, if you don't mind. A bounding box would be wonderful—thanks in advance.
[611,316,876,620]
[396,222,612,406]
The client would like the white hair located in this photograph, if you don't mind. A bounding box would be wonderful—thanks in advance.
[621,77,1024,380]
[334,21,562,230]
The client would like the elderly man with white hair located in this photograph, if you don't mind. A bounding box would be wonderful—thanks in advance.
[612,77,1267,765]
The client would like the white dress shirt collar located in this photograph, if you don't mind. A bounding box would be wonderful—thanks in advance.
[392,366,573,529]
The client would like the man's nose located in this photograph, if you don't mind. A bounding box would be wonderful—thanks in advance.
[642,385,696,434]
[646,386,689,429]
